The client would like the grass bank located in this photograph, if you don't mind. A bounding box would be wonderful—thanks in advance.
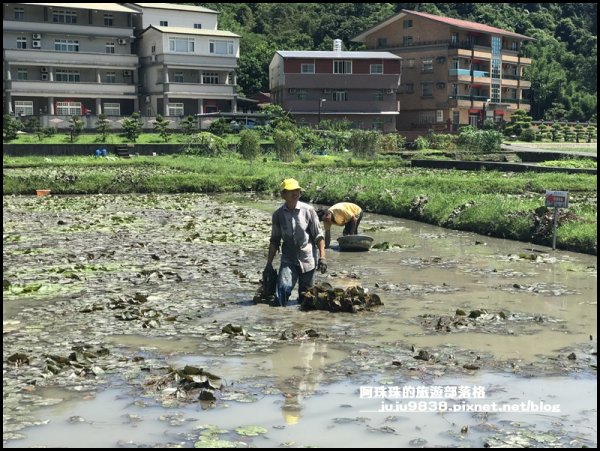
[3,154,596,255]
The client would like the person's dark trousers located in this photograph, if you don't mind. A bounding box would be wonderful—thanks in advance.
[343,210,363,235]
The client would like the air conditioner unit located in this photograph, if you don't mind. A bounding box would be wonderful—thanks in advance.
[41,67,48,73]
[288,88,297,94]
[41,73,49,81]
[32,40,41,48]
[123,70,132,76]
[145,96,150,103]
[32,33,42,40]
[118,38,128,45]
[385,89,394,94]
[323,88,331,94]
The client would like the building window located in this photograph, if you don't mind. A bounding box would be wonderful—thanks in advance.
[491,83,501,103]
[167,103,184,116]
[202,72,219,84]
[55,70,80,82]
[17,37,27,49]
[406,58,415,68]
[14,7,25,20]
[405,83,414,93]
[333,90,348,101]
[174,72,184,83]
[419,111,436,124]
[55,39,79,52]
[209,40,234,55]
[160,21,168,26]
[403,19,413,29]
[104,14,113,26]
[56,101,82,116]
[436,110,444,123]
[104,103,120,116]
[301,63,315,74]
[421,82,433,97]
[53,10,77,24]
[373,91,384,101]
[492,36,502,53]
[105,72,116,83]
[451,32,459,46]
[370,64,383,74]
[377,38,387,48]
[194,23,202,29]
[297,89,308,100]
[333,60,352,74]
[452,84,459,96]
[403,36,413,46]
[422,58,433,72]
[169,38,194,53]
[15,101,34,116]
[372,119,384,130]
[17,68,28,80]
[105,42,115,54]
[151,45,156,53]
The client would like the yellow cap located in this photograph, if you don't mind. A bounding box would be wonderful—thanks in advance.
[280,178,302,191]
[283,410,301,425]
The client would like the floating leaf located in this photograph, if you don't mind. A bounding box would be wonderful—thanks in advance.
[235,425,267,436]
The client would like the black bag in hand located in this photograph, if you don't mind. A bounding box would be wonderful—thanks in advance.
[262,264,277,297]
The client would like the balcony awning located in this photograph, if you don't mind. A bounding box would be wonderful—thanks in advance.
[495,110,505,115]
[468,108,482,113]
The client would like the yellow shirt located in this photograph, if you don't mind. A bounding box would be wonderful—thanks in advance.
[325,202,362,229]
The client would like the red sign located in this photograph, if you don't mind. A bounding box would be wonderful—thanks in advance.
[545,190,569,208]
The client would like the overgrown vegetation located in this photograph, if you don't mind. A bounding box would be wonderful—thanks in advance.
[3,154,596,254]
[199,3,596,121]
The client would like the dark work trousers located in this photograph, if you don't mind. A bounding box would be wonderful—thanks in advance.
[343,210,363,236]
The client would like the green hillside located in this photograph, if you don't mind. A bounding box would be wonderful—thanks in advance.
[198,2,597,122]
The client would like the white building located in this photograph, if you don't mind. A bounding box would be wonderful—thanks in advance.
[3,2,240,126]
[126,3,240,118]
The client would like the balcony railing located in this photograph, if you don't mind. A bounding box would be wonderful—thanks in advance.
[449,95,491,102]
[448,69,490,78]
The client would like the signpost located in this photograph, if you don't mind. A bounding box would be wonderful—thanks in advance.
[545,190,569,250]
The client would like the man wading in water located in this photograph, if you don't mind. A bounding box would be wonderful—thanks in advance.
[265,178,327,306]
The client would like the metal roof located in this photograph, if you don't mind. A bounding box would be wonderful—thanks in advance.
[131,3,218,14]
[353,9,532,42]
[20,3,140,13]
[144,25,240,38]
[276,51,401,60]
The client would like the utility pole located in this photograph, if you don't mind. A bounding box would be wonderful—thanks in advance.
[318,98,326,128]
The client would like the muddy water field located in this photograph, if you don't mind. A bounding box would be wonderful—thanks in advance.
[3,193,597,448]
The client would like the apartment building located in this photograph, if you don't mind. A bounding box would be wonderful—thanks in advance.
[352,10,533,131]
[3,2,240,127]
[3,3,140,122]
[269,41,401,132]
[126,3,240,118]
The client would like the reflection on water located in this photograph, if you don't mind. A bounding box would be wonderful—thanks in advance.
[6,368,596,448]
[4,195,596,448]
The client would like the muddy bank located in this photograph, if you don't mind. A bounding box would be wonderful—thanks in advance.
[3,193,597,447]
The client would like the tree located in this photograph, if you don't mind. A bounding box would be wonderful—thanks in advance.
[68,116,84,143]
[347,130,381,159]
[122,112,143,143]
[3,114,22,141]
[238,129,261,160]
[95,113,111,142]
[273,128,299,162]
[180,115,197,135]
[153,114,171,142]
[504,109,532,138]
